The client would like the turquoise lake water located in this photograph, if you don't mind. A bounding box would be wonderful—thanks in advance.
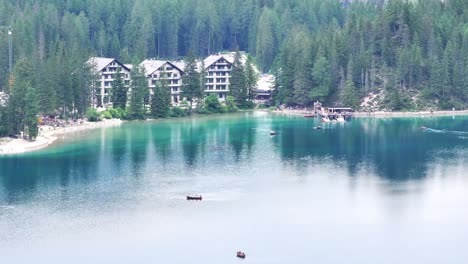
[1,112,468,263]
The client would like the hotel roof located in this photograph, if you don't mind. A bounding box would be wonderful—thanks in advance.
[139,59,184,76]
[86,57,130,74]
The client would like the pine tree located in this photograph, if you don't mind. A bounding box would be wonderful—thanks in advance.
[36,63,57,115]
[112,67,128,110]
[0,106,7,137]
[181,50,203,111]
[128,66,147,120]
[24,87,39,140]
[6,59,35,136]
[310,56,331,102]
[71,60,93,116]
[150,80,171,118]
[256,7,277,71]
[244,55,258,102]
[341,60,359,109]
[229,49,247,108]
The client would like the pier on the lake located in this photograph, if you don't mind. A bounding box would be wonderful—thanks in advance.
[318,107,354,121]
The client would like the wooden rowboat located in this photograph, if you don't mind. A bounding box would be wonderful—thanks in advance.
[236,251,246,259]
[187,195,202,200]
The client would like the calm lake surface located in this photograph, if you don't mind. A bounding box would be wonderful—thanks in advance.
[1,112,468,264]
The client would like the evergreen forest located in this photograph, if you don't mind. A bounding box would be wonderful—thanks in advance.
[1,0,468,137]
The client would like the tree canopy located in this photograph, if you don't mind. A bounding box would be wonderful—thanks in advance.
[0,0,466,115]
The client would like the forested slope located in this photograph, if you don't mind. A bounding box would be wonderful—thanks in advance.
[0,0,467,111]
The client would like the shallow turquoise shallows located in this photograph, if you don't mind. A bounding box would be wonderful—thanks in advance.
[1,112,468,264]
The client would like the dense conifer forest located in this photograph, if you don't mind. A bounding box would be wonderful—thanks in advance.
[0,0,468,137]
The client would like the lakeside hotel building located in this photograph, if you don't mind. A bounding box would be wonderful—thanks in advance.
[87,57,131,108]
[88,52,250,108]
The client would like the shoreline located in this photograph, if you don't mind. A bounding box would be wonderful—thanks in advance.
[270,109,468,118]
[2,109,467,156]
[0,119,123,156]
[354,110,468,118]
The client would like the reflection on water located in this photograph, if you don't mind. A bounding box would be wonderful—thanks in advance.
[273,117,468,181]
[0,113,467,263]
[0,113,467,206]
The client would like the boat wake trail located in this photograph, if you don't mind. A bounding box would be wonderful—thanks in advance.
[251,128,273,133]
[422,127,468,135]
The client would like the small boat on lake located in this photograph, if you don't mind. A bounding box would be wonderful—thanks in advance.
[313,126,322,130]
[187,195,202,201]
[270,130,277,135]
[236,251,246,259]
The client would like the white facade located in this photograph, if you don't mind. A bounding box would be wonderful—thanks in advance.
[202,52,248,101]
[140,59,184,106]
[203,55,232,101]
[87,57,131,108]
[0,91,8,107]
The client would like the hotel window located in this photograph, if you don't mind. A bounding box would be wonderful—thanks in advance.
[207,78,214,83]
[218,65,225,70]
[207,85,214,90]
[172,87,178,92]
